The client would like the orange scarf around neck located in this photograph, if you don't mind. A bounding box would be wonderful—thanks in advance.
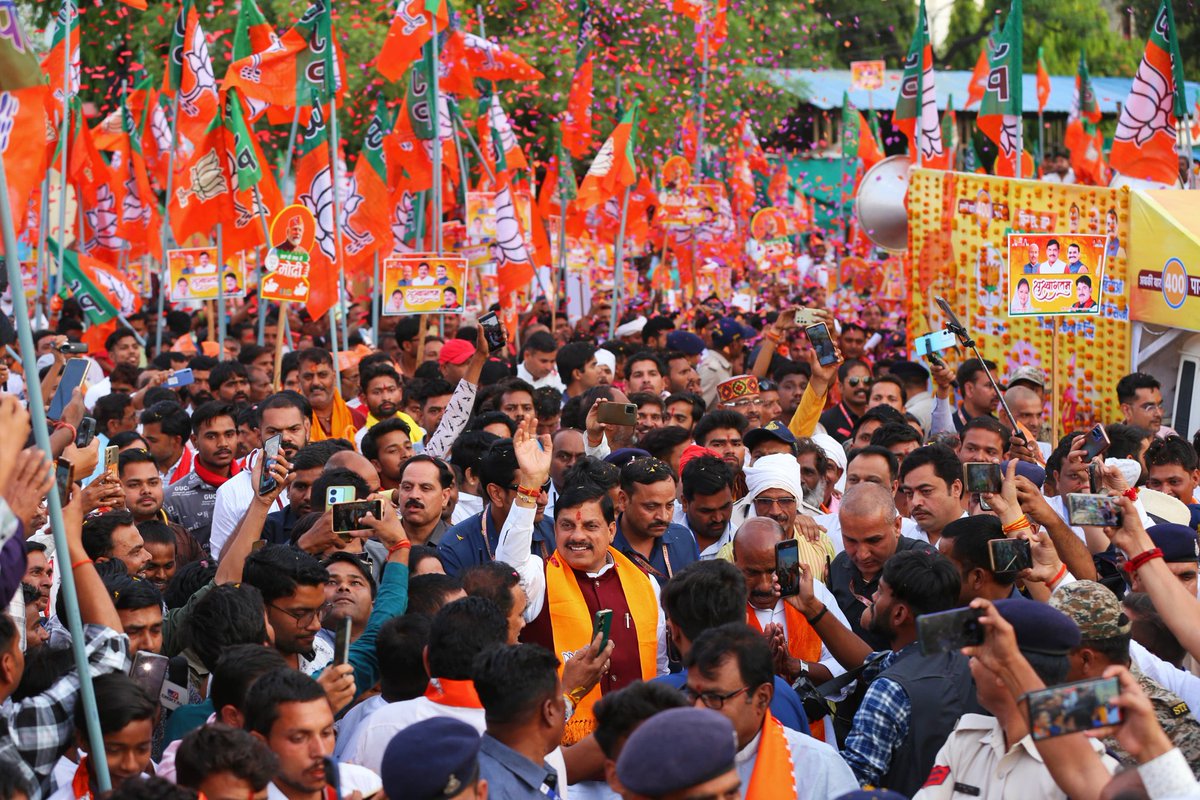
[545,549,658,746]
[746,602,826,740]
[424,677,483,708]
[311,391,357,443]
[745,714,796,800]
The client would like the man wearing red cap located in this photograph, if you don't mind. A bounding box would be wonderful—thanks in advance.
[438,338,477,385]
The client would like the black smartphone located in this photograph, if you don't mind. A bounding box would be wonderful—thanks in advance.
[74,417,96,449]
[775,539,800,597]
[988,538,1032,574]
[333,616,352,666]
[1088,462,1103,494]
[804,323,838,366]
[128,651,170,699]
[963,462,1003,495]
[596,401,637,426]
[1065,493,1123,528]
[58,341,88,354]
[592,609,613,652]
[479,311,507,353]
[323,757,342,800]
[54,458,74,504]
[259,434,282,495]
[917,607,984,656]
[1027,676,1121,740]
[1081,424,1111,461]
[48,358,89,420]
[332,500,383,534]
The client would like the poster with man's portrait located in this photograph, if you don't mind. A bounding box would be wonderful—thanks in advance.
[1007,233,1109,317]
[382,255,467,315]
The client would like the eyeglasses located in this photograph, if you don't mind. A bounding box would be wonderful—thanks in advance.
[846,377,873,388]
[268,601,330,627]
[681,685,751,710]
[753,496,797,510]
[729,397,763,408]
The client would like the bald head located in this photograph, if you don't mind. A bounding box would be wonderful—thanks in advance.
[839,482,899,525]
[1003,385,1044,434]
[732,516,785,561]
[1004,385,1039,406]
[327,450,381,493]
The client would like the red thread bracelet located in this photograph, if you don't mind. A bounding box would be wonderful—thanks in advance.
[387,540,411,555]
[1123,487,1139,502]
[1122,548,1163,574]
[71,558,92,570]
[1047,563,1068,589]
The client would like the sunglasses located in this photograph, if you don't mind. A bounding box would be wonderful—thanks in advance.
[846,376,873,388]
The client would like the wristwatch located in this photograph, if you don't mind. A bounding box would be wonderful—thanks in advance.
[797,660,810,679]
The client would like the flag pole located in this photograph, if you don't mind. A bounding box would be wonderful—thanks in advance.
[371,251,380,347]
[253,187,273,346]
[36,176,51,324]
[55,0,74,282]
[0,121,114,796]
[328,97,348,372]
[452,109,496,182]
[1185,118,1196,189]
[216,223,226,357]
[609,185,631,335]
[154,94,181,355]
[283,105,302,204]
[431,15,444,257]
[1012,0,1023,180]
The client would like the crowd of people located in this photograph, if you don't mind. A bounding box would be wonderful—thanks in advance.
[2,296,1200,800]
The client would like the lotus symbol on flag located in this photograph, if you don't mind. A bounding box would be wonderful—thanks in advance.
[181,24,217,118]
[340,176,374,255]
[85,184,122,251]
[298,165,339,262]
[391,193,415,253]
[494,185,531,265]
[0,93,18,154]
[175,149,228,207]
[151,105,172,154]
[239,55,264,85]
[122,177,152,227]
[587,137,615,179]
[998,115,1018,157]
[1115,59,1173,146]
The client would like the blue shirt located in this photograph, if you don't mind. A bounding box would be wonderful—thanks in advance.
[478,733,561,799]
[655,671,811,733]
[612,519,700,586]
[439,507,555,578]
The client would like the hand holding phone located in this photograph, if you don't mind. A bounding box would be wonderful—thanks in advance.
[332,500,384,537]
[592,609,613,652]
[963,462,1003,495]
[479,311,507,353]
[988,538,1032,574]
[1026,676,1121,740]
[805,323,839,367]
[1081,424,1111,462]
[775,539,800,598]
[74,417,96,449]
[596,401,637,427]
[259,435,282,495]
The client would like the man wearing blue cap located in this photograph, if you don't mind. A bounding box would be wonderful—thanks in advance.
[614,707,741,800]
[380,717,486,800]
[913,598,1116,800]
[1131,523,1199,598]
[698,319,749,408]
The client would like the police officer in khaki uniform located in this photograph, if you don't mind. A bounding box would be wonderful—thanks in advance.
[1049,579,1200,772]
[914,599,1117,800]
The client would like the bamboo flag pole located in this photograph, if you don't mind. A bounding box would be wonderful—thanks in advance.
[154,94,181,355]
[0,123,113,795]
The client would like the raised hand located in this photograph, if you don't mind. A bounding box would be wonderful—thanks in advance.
[513,414,551,488]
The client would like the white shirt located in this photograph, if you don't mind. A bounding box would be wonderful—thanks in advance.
[750,579,848,682]
[516,362,566,391]
[498,503,670,675]
[814,511,924,553]
[451,491,484,525]
[1131,640,1200,714]
[733,725,858,800]
[349,694,570,796]
[83,376,111,411]
[209,449,288,558]
[334,695,387,761]
[267,763,381,800]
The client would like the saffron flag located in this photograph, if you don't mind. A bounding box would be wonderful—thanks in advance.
[1065,50,1109,186]
[1035,46,1051,114]
[39,0,79,124]
[978,0,1026,177]
[493,176,535,298]
[111,104,162,262]
[223,88,283,253]
[293,93,341,320]
[166,0,219,150]
[377,0,448,82]
[341,98,394,276]
[561,0,595,159]
[1110,0,1187,186]
[442,31,543,83]
[965,18,996,108]
[894,0,945,167]
[0,2,50,238]
[50,239,140,324]
[576,102,638,211]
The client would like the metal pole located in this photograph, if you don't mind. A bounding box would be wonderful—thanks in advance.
[371,251,380,347]
[0,128,113,795]
[1037,110,1044,173]
[695,16,708,177]
[154,95,181,355]
[452,110,496,182]
[254,187,273,346]
[328,98,347,371]
[216,224,226,358]
[431,15,443,257]
[609,185,631,335]
[55,0,73,279]
[35,176,51,324]
[1184,120,1196,190]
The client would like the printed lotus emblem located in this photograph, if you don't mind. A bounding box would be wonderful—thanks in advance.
[1114,57,1172,146]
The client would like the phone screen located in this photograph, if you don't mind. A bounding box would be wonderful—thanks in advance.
[332,500,383,534]
[54,459,74,504]
[988,538,1032,573]
[963,462,1003,494]
[479,312,507,353]
[917,607,984,656]
[334,617,352,666]
[775,539,800,597]
[805,323,838,366]
[1027,676,1121,740]
[259,435,282,494]
[1065,493,1122,527]
[129,651,170,698]
[48,358,89,420]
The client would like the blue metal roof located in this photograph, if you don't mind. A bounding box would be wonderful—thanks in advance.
[757,68,1200,115]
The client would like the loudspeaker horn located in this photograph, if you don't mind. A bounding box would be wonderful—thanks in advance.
[854,155,913,252]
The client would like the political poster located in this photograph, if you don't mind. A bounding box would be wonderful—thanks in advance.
[382,255,467,315]
[466,192,496,243]
[850,60,886,90]
[1007,233,1109,317]
[167,248,248,301]
[261,205,315,303]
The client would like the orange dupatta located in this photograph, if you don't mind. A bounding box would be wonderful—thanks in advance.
[545,548,658,745]
[310,391,358,443]
[746,714,797,800]
[746,602,826,740]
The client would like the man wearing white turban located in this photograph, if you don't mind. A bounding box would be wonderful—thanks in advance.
[594,349,616,385]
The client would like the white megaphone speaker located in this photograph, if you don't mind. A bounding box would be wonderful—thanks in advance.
[854,155,913,252]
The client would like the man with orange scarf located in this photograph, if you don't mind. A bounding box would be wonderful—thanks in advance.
[297,348,365,443]
[732,516,849,741]
[683,623,857,799]
[500,416,666,746]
